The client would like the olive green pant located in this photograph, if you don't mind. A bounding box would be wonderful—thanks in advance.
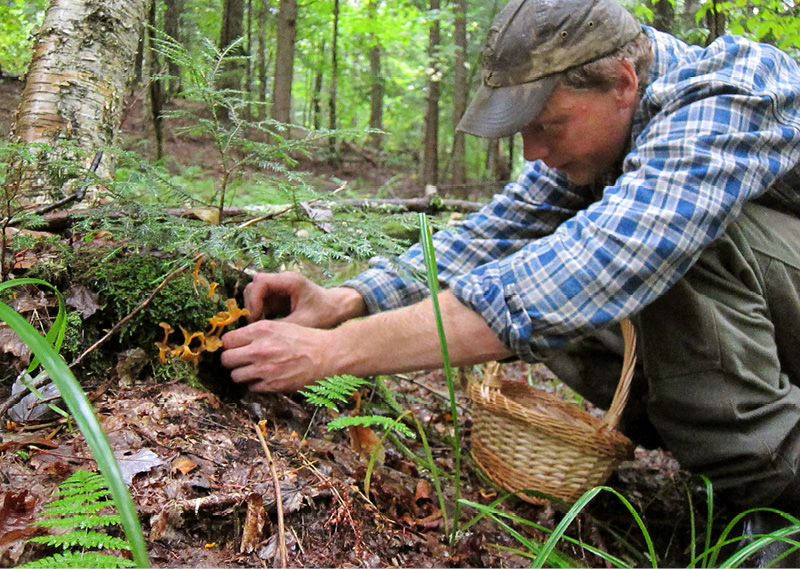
[545,202,800,509]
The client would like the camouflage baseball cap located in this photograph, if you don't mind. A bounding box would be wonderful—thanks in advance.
[457,0,642,139]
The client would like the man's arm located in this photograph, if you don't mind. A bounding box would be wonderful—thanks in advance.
[220,290,512,392]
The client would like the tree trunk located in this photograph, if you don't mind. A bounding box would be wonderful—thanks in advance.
[272,0,297,126]
[450,0,468,195]
[163,0,185,98]
[218,0,245,92]
[367,0,384,150]
[9,0,149,209]
[421,0,441,192]
[312,45,324,130]
[649,0,675,33]
[328,0,340,159]
[704,0,726,45]
[255,0,270,117]
[148,0,164,160]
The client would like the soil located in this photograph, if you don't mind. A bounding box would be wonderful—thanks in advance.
[0,79,727,568]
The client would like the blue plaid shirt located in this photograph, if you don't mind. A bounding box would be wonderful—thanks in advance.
[344,27,800,362]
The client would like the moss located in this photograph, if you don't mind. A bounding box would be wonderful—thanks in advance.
[84,251,232,351]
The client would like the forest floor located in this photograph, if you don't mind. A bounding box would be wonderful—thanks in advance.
[0,79,736,568]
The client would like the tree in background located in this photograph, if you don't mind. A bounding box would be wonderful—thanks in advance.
[450,0,468,193]
[367,0,384,151]
[421,0,441,192]
[218,0,245,91]
[272,0,297,126]
[7,0,149,208]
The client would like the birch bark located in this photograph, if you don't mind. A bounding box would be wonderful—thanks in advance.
[10,0,149,208]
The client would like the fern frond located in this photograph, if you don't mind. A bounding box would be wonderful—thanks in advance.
[19,551,136,568]
[29,530,130,550]
[328,414,416,439]
[42,492,112,514]
[34,513,122,529]
[300,374,371,412]
[54,471,109,496]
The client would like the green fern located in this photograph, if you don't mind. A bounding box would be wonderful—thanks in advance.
[20,470,135,569]
[19,551,135,569]
[300,374,371,412]
[328,414,416,439]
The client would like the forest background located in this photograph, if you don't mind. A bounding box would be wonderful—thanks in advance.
[2,0,800,568]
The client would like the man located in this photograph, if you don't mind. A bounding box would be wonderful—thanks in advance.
[222,0,800,552]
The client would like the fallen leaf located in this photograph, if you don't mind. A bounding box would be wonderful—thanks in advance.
[240,493,266,554]
[0,436,59,453]
[414,478,433,502]
[348,425,384,465]
[190,208,220,225]
[0,490,40,543]
[171,457,198,475]
[66,285,101,319]
[114,448,165,484]
[0,325,31,363]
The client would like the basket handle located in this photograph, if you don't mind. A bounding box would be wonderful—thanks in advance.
[603,318,637,430]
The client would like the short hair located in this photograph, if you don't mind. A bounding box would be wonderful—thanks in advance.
[561,32,654,95]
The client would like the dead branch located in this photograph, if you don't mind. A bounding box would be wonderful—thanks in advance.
[33,197,484,232]
[255,421,288,569]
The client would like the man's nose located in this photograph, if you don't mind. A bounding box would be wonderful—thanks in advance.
[521,131,550,161]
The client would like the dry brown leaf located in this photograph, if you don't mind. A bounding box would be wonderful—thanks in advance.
[239,493,267,554]
[190,208,220,225]
[66,285,101,318]
[0,325,31,363]
[414,478,433,502]
[171,457,198,475]
[348,425,385,465]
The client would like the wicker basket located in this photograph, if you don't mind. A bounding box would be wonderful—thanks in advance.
[468,319,637,505]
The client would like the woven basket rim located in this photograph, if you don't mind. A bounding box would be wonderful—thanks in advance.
[467,380,633,455]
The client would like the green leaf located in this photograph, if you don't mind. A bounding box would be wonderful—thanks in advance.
[0,299,149,567]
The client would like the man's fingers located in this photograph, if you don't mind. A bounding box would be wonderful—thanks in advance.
[244,272,306,322]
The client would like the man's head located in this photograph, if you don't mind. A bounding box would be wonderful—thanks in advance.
[457,0,644,139]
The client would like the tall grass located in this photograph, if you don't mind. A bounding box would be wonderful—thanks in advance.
[0,278,149,567]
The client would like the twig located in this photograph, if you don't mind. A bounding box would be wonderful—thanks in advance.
[69,253,202,368]
[0,373,51,418]
[255,421,287,569]
[237,181,348,229]
[31,151,104,216]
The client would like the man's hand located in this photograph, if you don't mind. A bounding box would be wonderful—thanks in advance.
[244,272,367,328]
[221,319,331,392]
[221,289,513,393]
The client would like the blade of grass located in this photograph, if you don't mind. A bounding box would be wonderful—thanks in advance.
[530,487,657,569]
[461,498,631,568]
[418,212,462,542]
[0,278,67,372]
[0,301,149,568]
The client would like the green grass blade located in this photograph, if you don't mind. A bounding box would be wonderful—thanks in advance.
[461,498,630,568]
[0,278,67,371]
[0,302,150,567]
[418,213,462,541]
[530,487,656,569]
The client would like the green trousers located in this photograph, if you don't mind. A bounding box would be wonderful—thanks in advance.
[546,202,800,509]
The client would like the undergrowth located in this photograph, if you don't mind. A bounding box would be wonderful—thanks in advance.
[20,470,134,569]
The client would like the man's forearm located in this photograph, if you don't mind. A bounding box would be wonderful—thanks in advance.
[328,290,513,378]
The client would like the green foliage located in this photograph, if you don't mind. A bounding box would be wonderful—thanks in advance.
[0,279,148,567]
[84,253,217,347]
[696,0,800,59]
[21,470,135,569]
[0,0,46,75]
[418,213,462,542]
[300,374,371,412]
[328,413,416,439]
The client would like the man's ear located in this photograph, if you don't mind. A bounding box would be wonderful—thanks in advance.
[615,59,640,108]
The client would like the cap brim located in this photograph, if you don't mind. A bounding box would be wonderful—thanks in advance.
[456,74,560,139]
